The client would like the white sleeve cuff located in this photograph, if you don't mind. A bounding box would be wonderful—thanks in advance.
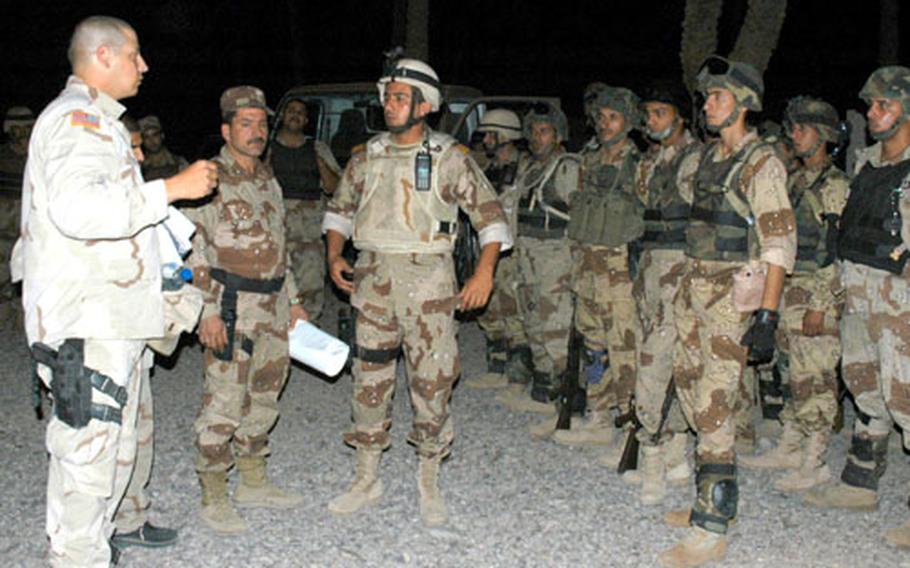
[322,211,354,239]
[478,222,513,252]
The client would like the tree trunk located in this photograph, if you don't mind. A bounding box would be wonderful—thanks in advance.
[406,0,430,62]
[681,0,724,93]
[879,0,899,66]
[729,0,788,75]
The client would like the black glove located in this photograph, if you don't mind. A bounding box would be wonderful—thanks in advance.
[740,308,779,364]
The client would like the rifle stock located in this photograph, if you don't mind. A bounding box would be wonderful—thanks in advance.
[615,377,678,474]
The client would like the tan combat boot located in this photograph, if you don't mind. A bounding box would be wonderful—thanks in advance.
[418,455,448,527]
[739,421,803,470]
[465,371,509,390]
[664,508,692,528]
[658,527,727,568]
[199,472,247,534]
[234,456,304,509]
[552,411,615,446]
[664,433,693,486]
[774,430,832,493]
[803,481,878,511]
[640,444,667,505]
[328,449,384,516]
[885,519,910,548]
[528,416,558,439]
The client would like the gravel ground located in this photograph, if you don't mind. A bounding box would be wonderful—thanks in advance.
[2,298,910,568]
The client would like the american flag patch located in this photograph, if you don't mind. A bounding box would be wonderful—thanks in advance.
[71,111,101,129]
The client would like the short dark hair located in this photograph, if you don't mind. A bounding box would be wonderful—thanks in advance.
[222,111,236,125]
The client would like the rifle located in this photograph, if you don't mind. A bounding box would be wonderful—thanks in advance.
[615,377,677,474]
[555,323,582,430]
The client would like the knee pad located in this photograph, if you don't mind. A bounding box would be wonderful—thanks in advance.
[691,463,738,534]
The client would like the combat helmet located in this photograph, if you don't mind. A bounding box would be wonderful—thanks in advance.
[859,66,910,140]
[476,109,523,142]
[783,96,839,157]
[697,55,763,132]
[377,57,442,112]
[522,105,569,142]
[640,81,691,140]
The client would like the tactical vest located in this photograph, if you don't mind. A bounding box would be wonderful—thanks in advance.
[353,131,459,254]
[641,145,697,251]
[486,158,522,238]
[516,155,571,240]
[791,166,838,273]
[838,159,910,275]
[271,141,322,200]
[567,147,643,247]
[141,157,181,182]
[685,140,768,262]
[486,161,518,196]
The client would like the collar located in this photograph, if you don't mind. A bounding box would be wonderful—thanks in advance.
[218,145,268,179]
[65,75,126,119]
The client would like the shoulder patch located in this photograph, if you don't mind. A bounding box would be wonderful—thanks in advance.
[455,144,470,155]
[70,110,100,129]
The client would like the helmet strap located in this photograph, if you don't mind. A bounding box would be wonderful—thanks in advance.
[706,103,742,134]
[387,86,426,134]
[870,112,908,141]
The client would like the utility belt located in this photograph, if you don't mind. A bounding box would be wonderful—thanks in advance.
[282,188,323,201]
[210,268,285,361]
[516,213,569,240]
[31,339,127,428]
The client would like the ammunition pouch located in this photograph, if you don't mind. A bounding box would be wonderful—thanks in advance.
[567,191,644,247]
[691,463,738,534]
[210,268,285,362]
[31,339,127,428]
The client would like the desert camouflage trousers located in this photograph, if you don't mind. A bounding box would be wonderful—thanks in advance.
[572,243,639,413]
[476,252,526,347]
[633,248,690,443]
[776,276,841,434]
[44,340,146,568]
[346,251,460,458]
[195,327,290,473]
[286,198,326,321]
[673,259,751,465]
[840,260,910,454]
[113,365,155,533]
[516,236,573,376]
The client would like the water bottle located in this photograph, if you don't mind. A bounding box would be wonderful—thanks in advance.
[162,262,193,291]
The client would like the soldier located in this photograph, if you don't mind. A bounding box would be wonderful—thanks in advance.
[465,108,530,390]
[803,66,910,549]
[13,16,215,567]
[629,82,700,504]
[555,86,643,450]
[739,97,847,494]
[270,98,341,322]
[0,106,34,328]
[659,56,795,568]
[496,106,579,418]
[322,58,510,526]
[188,86,309,534]
[138,114,189,181]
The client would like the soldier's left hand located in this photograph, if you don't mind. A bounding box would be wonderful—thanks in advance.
[802,309,824,336]
[289,304,309,328]
[457,270,494,311]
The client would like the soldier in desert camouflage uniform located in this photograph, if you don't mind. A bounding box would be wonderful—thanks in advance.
[13,16,215,567]
[322,58,510,527]
[137,114,189,182]
[189,86,308,534]
[628,82,700,504]
[466,108,529,390]
[803,66,910,550]
[739,97,847,494]
[659,56,796,568]
[0,106,33,327]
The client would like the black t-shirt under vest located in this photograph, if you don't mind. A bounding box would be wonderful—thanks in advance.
[838,159,910,274]
[271,140,321,200]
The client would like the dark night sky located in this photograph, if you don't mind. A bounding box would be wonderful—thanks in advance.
[1,1,905,158]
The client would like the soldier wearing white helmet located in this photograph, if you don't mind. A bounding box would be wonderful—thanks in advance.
[466,108,531,391]
[324,56,511,527]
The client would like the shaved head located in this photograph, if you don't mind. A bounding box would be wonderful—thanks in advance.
[67,15,134,70]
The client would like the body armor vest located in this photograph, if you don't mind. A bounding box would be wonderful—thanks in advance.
[516,154,571,240]
[686,140,767,262]
[141,154,181,182]
[838,159,910,275]
[271,140,322,200]
[567,146,643,247]
[791,166,839,273]
[353,131,459,254]
[641,145,697,251]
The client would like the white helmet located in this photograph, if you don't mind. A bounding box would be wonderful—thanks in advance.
[476,109,522,142]
[377,58,442,112]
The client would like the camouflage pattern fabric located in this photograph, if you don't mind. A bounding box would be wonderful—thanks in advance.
[114,362,155,532]
[285,198,328,321]
[476,252,526,349]
[141,147,189,181]
[0,142,23,325]
[187,145,297,473]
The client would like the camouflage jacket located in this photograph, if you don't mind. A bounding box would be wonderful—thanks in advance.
[13,75,169,344]
[185,145,299,329]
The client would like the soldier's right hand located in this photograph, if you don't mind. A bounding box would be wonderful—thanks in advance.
[329,256,354,294]
[198,314,228,351]
[164,160,218,203]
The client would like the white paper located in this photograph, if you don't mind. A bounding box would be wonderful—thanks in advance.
[288,320,350,376]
